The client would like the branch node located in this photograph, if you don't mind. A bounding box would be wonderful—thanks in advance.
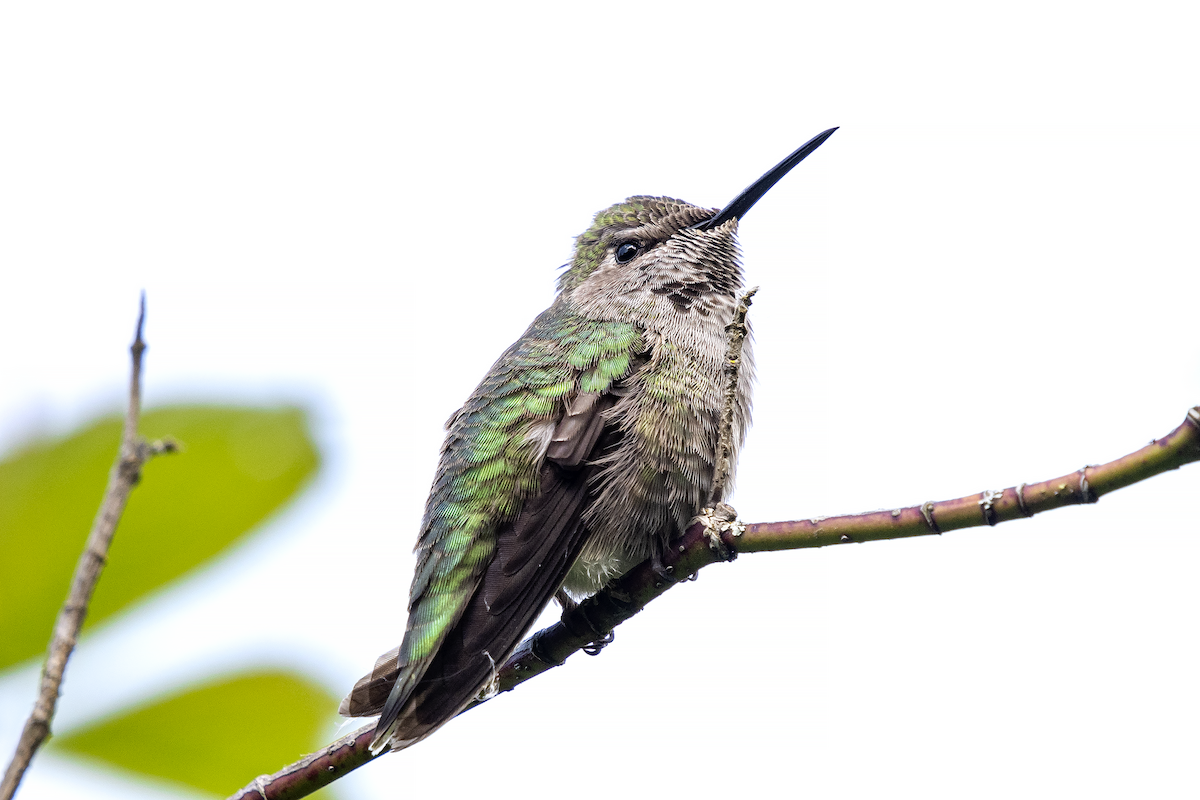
[920,501,941,534]
[1078,466,1097,504]
[148,437,181,456]
[118,449,144,478]
[978,489,1003,526]
[1015,482,1033,517]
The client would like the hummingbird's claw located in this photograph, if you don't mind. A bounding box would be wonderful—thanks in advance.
[692,503,745,562]
[582,631,615,656]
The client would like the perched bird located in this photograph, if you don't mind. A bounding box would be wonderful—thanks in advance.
[341,128,838,752]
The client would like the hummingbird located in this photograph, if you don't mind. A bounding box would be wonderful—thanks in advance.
[340,128,838,752]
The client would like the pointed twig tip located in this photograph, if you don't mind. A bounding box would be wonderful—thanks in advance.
[132,293,147,354]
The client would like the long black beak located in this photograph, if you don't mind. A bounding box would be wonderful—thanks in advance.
[695,127,838,231]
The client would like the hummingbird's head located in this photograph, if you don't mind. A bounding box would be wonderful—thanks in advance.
[558,128,838,317]
[557,196,739,304]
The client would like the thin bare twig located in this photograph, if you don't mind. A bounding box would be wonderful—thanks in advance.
[1,295,177,800]
[230,405,1200,800]
[228,725,378,800]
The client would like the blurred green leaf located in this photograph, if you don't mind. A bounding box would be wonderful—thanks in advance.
[0,405,319,669]
[53,671,340,797]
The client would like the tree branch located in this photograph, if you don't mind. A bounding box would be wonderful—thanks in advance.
[229,406,1200,800]
[1,296,177,800]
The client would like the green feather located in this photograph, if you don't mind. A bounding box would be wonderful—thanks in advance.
[397,297,642,680]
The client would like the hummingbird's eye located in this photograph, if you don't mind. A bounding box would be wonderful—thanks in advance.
[615,242,641,264]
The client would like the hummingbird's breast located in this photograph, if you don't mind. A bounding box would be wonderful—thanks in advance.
[561,289,754,596]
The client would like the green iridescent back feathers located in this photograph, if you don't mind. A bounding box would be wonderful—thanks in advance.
[406,302,642,669]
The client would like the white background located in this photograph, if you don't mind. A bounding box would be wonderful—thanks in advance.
[2,2,1199,798]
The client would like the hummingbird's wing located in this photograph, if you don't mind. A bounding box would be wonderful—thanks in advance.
[341,298,645,751]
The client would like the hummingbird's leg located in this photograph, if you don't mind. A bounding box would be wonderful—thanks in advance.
[554,588,577,613]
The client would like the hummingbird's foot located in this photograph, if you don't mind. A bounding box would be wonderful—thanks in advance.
[692,502,745,562]
[581,630,615,656]
[650,548,682,587]
[560,596,615,656]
